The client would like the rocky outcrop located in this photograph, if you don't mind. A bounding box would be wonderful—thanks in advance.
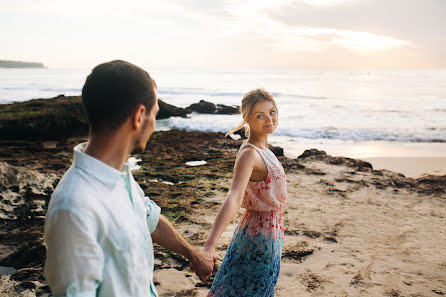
[0,95,88,140]
[0,162,58,220]
[298,149,373,172]
[269,144,284,157]
[187,100,239,114]
[0,95,189,140]
[157,100,189,119]
[416,174,446,195]
[0,96,238,140]
[0,162,58,295]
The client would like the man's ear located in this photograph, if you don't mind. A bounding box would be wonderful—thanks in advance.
[131,104,147,130]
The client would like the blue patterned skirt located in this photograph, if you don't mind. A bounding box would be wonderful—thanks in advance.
[207,210,283,297]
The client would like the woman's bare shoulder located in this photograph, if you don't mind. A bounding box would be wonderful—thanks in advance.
[237,145,262,164]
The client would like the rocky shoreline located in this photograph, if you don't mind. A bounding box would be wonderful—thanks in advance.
[0,95,239,140]
[0,97,445,296]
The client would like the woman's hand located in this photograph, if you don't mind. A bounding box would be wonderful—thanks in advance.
[203,244,217,261]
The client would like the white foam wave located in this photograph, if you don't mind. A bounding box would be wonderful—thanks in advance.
[165,115,446,143]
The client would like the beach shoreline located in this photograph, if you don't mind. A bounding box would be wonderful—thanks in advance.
[270,138,446,178]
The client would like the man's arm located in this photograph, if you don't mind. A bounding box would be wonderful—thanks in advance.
[44,208,104,296]
[151,215,216,281]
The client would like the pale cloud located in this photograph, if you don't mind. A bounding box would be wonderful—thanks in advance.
[0,0,444,68]
[210,1,411,54]
[299,0,359,7]
[330,30,411,52]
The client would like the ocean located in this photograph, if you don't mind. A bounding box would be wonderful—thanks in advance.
[1,67,445,159]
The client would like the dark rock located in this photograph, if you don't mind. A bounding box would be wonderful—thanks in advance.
[215,104,239,114]
[268,145,284,157]
[298,149,328,160]
[416,175,446,195]
[298,149,373,172]
[157,99,188,119]
[233,127,247,139]
[0,96,189,140]
[280,157,305,170]
[187,100,239,114]
[19,281,37,289]
[187,100,216,113]
[0,244,46,269]
[328,157,373,172]
[0,95,88,140]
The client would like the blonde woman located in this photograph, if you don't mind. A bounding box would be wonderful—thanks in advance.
[203,89,288,296]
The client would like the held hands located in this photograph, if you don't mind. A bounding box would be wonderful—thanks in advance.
[189,248,217,282]
[202,245,217,262]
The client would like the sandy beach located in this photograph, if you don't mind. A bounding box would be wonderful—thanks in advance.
[0,129,445,297]
[274,140,446,178]
[363,157,446,178]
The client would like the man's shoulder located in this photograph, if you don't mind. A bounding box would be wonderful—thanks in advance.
[48,165,103,216]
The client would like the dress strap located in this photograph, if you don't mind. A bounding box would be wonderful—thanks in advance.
[239,142,271,168]
[241,142,267,154]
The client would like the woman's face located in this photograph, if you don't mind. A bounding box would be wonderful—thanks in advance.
[247,100,278,136]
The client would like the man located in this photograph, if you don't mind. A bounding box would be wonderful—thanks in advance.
[44,60,215,297]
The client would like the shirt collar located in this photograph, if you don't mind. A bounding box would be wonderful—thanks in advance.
[73,142,131,190]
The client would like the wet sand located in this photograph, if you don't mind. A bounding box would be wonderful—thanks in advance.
[363,157,446,178]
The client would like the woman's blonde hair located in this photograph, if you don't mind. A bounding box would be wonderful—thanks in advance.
[226,88,278,137]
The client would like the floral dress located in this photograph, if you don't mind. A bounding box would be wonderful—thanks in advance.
[207,142,288,297]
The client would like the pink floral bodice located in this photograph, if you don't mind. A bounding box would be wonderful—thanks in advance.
[238,142,288,212]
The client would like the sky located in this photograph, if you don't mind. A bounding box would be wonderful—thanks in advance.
[0,0,445,69]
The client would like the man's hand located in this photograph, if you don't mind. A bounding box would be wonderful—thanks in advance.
[151,215,217,282]
[189,250,217,282]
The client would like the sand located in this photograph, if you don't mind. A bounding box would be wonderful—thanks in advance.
[363,157,446,178]
[275,140,446,179]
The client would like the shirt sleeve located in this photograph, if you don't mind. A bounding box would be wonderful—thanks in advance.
[44,208,104,297]
[143,195,161,233]
[134,182,161,233]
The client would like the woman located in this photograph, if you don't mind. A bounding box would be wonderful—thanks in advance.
[204,89,288,296]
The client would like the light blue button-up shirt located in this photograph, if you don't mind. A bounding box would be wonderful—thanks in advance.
[44,143,161,297]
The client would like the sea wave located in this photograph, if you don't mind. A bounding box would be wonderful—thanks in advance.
[165,116,446,143]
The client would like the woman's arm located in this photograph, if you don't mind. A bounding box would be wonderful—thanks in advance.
[202,148,258,256]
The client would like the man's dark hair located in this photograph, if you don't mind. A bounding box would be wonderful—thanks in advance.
[82,60,157,133]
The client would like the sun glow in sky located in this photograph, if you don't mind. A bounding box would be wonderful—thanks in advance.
[0,0,444,68]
